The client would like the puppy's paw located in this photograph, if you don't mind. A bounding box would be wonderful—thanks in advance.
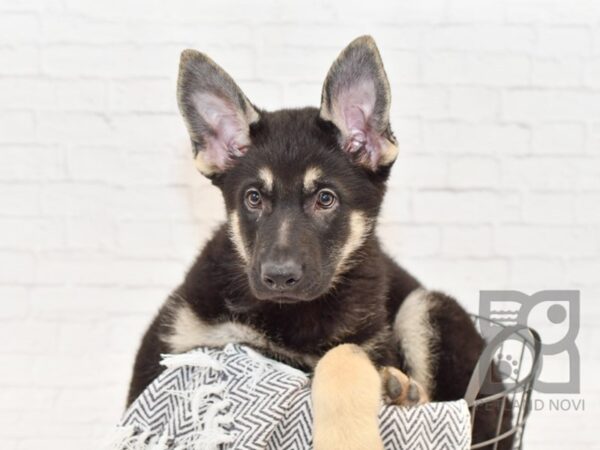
[381,366,429,406]
[312,344,384,450]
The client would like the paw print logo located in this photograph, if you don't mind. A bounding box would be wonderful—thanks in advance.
[496,353,519,381]
[480,290,580,394]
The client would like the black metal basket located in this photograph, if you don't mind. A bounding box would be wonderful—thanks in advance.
[465,315,542,449]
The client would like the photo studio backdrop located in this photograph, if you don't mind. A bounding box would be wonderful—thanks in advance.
[0,0,598,448]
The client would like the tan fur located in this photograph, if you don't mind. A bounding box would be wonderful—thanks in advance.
[258,167,274,192]
[164,302,264,352]
[393,288,437,396]
[162,300,319,368]
[193,153,217,176]
[303,166,322,192]
[333,211,372,277]
[228,211,249,264]
[278,217,290,247]
[379,140,399,166]
[312,344,384,450]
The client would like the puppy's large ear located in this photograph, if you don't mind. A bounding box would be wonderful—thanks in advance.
[320,36,398,171]
[177,50,259,177]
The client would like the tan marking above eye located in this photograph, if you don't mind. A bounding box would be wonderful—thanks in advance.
[303,166,323,192]
[258,167,274,192]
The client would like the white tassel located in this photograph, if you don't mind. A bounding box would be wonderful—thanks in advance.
[163,349,238,448]
[111,349,241,450]
[160,352,224,371]
[106,427,171,450]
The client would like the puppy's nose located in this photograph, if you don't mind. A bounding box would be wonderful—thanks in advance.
[261,260,303,291]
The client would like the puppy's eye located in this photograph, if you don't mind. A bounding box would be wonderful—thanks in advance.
[245,189,262,209]
[316,189,336,209]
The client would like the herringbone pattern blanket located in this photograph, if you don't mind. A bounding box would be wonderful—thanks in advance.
[110,344,471,449]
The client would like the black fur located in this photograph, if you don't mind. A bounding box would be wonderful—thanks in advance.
[128,36,512,449]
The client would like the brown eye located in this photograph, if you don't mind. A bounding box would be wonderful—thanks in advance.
[316,189,336,209]
[245,189,262,209]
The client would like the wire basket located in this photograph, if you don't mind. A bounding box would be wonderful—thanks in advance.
[464,315,542,450]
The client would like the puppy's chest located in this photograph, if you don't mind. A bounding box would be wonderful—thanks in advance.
[161,301,386,371]
[162,302,322,369]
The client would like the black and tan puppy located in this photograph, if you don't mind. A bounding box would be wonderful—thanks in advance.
[128,36,510,449]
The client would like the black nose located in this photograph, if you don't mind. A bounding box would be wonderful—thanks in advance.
[261,260,304,291]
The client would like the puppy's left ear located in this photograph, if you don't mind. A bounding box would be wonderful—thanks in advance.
[320,36,398,171]
[177,50,260,177]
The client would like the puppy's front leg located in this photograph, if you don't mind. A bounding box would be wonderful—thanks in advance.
[312,344,384,450]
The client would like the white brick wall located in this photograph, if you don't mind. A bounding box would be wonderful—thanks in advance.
[0,0,598,448]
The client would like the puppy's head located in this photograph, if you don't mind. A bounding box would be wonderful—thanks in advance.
[177,36,398,304]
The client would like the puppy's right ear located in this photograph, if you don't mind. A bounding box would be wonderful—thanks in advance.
[320,36,397,172]
[177,50,260,177]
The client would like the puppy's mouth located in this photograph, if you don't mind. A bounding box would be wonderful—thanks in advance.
[268,296,311,304]
[247,270,328,304]
[252,291,320,304]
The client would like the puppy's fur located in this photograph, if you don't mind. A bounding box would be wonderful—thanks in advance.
[128,36,511,449]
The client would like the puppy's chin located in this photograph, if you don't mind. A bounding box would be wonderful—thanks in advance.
[224,294,310,313]
[262,296,312,305]
[226,291,317,310]
[249,289,322,304]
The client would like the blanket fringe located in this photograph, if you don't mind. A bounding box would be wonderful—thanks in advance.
[107,427,171,450]
[109,350,236,450]
[160,351,224,371]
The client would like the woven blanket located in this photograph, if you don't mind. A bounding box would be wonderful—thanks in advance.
[110,344,471,449]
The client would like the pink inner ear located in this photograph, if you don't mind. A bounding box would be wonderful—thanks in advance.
[338,79,385,168]
[344,106,368,153]
[193,92,250,171]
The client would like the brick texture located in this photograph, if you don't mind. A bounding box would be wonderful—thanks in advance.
[0,0,598,448]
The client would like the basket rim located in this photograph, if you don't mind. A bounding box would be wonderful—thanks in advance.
[464,315,542,407]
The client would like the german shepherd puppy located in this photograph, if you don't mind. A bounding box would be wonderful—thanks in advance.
[128,36,510,449]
